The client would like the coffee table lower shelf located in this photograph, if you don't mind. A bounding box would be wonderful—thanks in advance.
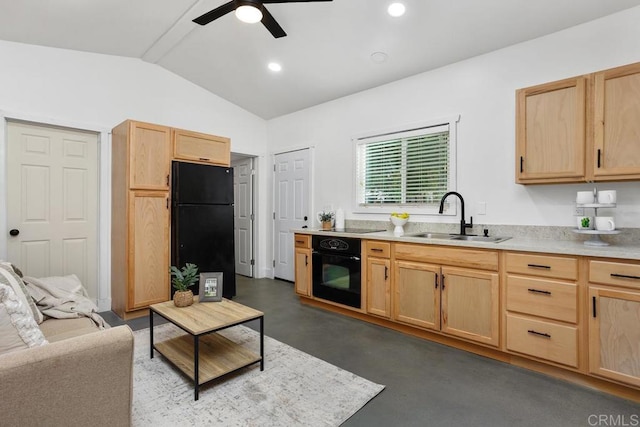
[154,333,262,386]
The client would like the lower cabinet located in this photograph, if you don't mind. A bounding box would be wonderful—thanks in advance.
[294,235,311,297]
[392,247,500,348]
[589,286,640,387]
[366,241,392,318]
[505,252,580,368]
[294,235,640,398]
[394,260,440,330]
[588,259,640,387]
[441,266,500,347]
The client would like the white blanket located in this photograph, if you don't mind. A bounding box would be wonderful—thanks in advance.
[23,274,109,329]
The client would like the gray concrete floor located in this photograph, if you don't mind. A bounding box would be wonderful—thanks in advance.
[101,276,640,427]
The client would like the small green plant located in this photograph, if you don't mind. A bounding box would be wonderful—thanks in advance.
[319,211,334,222]
[170,263,199,292]
[581,217,590,228]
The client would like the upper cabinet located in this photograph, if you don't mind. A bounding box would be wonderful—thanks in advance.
[516,76,587,184]
[593,62,640,180]
[516,61,640,184]
[172,128,231,166]
[118,121,172,190]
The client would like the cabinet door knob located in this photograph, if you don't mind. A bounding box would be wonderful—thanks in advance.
[9,229,19,236]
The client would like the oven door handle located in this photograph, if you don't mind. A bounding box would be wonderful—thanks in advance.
[312,251,360,261]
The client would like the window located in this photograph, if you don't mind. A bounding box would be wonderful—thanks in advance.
[354,116,458,214]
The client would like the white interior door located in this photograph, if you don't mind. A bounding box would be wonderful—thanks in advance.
[233,157,254,277]
[6,121,99,299]
[273,149,310,281]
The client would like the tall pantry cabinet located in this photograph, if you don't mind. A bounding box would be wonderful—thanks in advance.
[111,120,172,319]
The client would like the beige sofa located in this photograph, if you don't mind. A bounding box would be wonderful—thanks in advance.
[0,261,133,427]
[0,308,134,427]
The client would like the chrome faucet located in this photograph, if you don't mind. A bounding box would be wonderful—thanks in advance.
[439,191,473,235]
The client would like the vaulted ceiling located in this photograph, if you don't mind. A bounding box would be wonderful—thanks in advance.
[1,0,640,119]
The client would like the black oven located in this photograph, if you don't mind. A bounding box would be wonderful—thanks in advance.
[312,236,361,309]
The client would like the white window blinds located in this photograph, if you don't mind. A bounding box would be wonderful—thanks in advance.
[356,124,450,207]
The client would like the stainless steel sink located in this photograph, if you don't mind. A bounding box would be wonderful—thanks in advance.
[449,235,511,243]
[408,232,511,243]
[409,232,454,239]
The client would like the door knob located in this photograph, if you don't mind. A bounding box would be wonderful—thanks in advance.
[9,229,19,236]
[304,216,308,221]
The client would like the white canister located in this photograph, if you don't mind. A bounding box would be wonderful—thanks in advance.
[334,208,345,230]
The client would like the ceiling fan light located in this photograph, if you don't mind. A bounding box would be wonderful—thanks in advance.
[236,5,263,23]
[388,3,406,17]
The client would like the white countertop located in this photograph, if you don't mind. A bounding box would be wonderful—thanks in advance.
[294,228,640,261]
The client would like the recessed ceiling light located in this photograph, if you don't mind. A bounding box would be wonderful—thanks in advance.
[268,62,282,72]
[370,52,388,64]
[387,3,406,17]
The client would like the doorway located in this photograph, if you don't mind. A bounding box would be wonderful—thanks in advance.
[5,120,99,299]
[273,148,311,282]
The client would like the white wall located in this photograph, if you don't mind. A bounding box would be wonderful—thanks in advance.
[267,6,640,229]
[0,40,272,310]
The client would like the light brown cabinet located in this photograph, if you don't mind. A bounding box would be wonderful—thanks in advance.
[292,233,640,399]
[441,266,500,347]
[128,191,170,309]
[588,260,640,387]
[173,128,231,166]
[516,61,640,184]
[593,62,640,180]
[516,76,587,184]
[111,120,172,318]
[126,121,172,190]
[505,252,579,368]
[393,243,500,347]
[394,260,439,330]
[294,234,312,297]
[365,241,391,318]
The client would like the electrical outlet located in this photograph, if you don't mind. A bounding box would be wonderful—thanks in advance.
[574,206,585,216]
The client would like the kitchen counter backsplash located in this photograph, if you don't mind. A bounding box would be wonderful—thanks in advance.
[343,220,640,245]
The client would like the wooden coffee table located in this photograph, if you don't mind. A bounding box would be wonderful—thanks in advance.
[149,298,264,400]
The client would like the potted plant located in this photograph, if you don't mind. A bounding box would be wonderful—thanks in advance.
[170,263,199,307]
[318,211,334,230]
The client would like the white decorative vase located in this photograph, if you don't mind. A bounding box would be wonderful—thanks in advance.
[390,216,408,236]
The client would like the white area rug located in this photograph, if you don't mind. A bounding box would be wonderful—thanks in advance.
[132,323,385,426]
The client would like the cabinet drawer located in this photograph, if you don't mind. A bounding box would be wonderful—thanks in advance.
[366,241,391,258]
[506,314,578,367]
[294,234,310,249]
[395,243,498,271]
[505,253,577,280]
[589,260,640,290]
[506,275,577,323]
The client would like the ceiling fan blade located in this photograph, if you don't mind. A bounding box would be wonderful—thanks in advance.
[261,6,287,38]
[193,1,237,25]
[262,0,332,3]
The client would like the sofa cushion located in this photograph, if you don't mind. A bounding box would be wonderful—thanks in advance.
[0,262,43,324]
[39,317,100,342]
[0,283,48,355]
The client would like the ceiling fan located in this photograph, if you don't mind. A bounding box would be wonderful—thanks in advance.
[193,0,333,38]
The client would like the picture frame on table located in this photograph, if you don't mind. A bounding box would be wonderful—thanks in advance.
[199,272,223,302]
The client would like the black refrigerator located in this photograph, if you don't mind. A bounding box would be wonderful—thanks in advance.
[171,161,236,299]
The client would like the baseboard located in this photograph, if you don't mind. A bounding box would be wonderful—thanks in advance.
[97,297,111,312]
